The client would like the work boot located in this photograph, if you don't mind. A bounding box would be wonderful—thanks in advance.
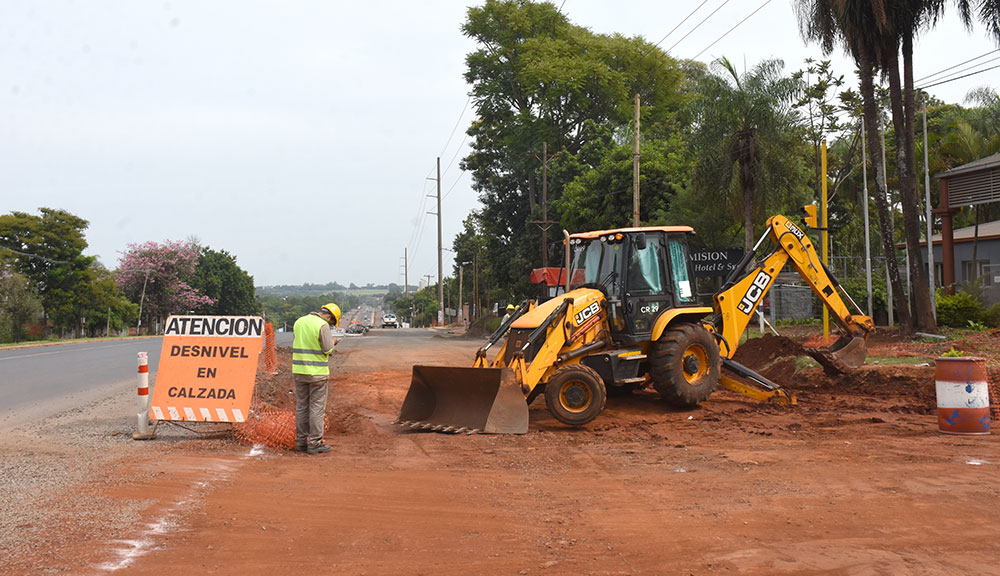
[307,443,331,454]
[293,443,307,453]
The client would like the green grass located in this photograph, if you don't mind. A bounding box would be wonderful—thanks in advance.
[794,356,820,371]
[864,355,934,366]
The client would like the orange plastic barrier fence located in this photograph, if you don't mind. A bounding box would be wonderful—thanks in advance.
[261,321,278,378]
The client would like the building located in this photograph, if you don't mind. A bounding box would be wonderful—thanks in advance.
[934,152,1000,304]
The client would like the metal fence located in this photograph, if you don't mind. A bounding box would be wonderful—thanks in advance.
[766,285,815,322]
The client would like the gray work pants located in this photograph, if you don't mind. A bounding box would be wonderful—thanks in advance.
[294,377,329,447]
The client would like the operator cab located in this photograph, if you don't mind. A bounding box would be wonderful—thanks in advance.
[567,226,697,343]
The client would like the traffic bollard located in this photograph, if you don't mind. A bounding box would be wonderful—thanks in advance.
[133,351,156,440]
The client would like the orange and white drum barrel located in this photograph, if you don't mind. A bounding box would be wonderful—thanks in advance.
[935,357,990,435]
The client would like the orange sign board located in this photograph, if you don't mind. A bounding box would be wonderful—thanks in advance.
[150,316,263,423]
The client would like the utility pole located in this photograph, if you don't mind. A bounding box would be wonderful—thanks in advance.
[401,248,408,295]
[633,93,641,227]
[436,157,443,326]
[922,98,936,319]
[426,158,444,325]
[528,142,558,267]
[458,266,464,326]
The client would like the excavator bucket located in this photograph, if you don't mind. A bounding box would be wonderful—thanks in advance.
[395,365,529,434]
[804,334,868,374]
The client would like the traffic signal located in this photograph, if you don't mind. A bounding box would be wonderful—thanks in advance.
[802,204,818,229]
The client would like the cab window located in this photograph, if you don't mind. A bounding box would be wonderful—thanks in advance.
[667,236,695,303]
[627,238,667,295]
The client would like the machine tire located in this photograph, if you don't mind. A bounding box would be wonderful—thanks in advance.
[650,323,720,408]
[544,364,607,426]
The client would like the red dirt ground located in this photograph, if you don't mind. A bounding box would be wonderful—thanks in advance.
[12,330,1000,575]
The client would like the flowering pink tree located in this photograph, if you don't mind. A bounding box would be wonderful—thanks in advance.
[116,240,215,331]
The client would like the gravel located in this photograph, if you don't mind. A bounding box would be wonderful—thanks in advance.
[0,385,239,573]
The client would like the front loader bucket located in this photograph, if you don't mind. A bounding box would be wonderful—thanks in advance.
[804,334,868,374]
[396,366,529,434]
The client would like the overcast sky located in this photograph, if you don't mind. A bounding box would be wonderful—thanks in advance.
[2,1,997,287]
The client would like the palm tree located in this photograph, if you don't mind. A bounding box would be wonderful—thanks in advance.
[884,0,999,331]
[794,0,915,333]
[881,0,941,332]
[691,57,802,251]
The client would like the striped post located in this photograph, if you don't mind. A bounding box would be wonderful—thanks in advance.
[134,352,153,439]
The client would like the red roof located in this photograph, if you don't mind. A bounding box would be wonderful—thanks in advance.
[530,267,585,286]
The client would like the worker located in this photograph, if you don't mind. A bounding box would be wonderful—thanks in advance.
[292,303,341,454]
[501,303,516,326]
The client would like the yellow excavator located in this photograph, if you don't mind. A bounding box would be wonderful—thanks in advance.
[396,214,874,433]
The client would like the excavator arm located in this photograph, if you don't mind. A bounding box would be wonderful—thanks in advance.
[713,214,874,371]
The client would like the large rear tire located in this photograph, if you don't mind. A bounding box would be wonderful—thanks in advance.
[650,323,720,408]
[544,364,607,426]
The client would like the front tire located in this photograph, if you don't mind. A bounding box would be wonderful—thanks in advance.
[650,323,720,408]
[544,364,607,426]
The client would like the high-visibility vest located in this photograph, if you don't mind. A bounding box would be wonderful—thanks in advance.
[292,313,330,376]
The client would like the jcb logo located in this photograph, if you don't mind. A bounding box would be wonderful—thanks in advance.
[574,301,600,325]
[737,271,772,314]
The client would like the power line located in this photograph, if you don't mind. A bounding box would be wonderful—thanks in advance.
[693,0,772,60]
[917,63,1000,90]
[915,56,1000,89]
[438,96,471,160]
[441,132,469,179]
[914,49,1000,84]
[666,0,733,54]
[442,168,469,200]
[645,0,710,54]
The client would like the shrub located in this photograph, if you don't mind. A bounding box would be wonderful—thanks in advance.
[935,290,984,328]
[985,302,1000,328]
[484,316,502,334]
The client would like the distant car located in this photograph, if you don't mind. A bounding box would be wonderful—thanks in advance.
[381,313,398,328]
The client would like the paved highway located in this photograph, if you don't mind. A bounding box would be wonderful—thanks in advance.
[0,338,164,428]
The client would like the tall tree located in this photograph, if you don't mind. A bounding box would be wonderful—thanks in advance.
[0,263,43,343]
[557,124,689,232]
[461,0,687,296]
[690,57,805,250]
[190,247,259,316]
[795,0,915,333]
[0,208,96,334]
[116,240,214,331]
[793,59,846,204]
[79,262,138,337]
[878,0,942,332]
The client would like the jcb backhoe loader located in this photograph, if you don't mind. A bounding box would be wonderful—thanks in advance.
[396,214,874,434]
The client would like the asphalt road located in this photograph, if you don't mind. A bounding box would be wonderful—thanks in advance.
[0,338,164,429]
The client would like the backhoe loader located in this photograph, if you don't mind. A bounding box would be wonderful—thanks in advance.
[396,214,874,434]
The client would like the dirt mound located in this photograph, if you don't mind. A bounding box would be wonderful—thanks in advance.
[463,316,495,339]
[731,334,806,369]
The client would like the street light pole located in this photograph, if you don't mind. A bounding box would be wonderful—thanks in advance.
[136,270,150,333]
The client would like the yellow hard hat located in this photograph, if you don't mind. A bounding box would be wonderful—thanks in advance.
[506,304,516,311]
[321,303,342,325]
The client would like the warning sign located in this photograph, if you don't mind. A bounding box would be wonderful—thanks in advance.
[150,315,263,423]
